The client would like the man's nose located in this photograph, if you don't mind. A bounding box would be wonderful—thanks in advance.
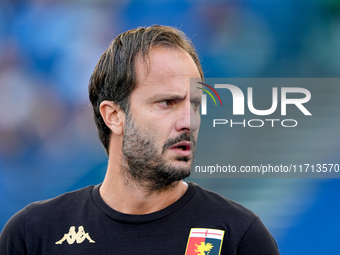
[175,101,200,133]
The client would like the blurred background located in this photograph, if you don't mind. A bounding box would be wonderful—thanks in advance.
[1,0,340,254]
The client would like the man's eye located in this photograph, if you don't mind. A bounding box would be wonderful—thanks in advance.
[161,100,175,106]
[192,102,201,111]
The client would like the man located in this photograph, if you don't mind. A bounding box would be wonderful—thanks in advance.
[0,25,280,254]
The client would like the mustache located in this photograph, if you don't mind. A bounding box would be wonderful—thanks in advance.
[162,132,196,154]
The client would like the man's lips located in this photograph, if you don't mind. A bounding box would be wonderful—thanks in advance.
[170,142,191,157]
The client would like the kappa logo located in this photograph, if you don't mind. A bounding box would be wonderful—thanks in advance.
[55,226,95,245]
[185,228,224,255]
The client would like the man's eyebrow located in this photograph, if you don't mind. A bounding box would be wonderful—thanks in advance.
[191,96,201,103]
[190,92,202,102]
[149,93,186,101]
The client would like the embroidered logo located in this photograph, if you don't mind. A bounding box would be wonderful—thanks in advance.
[55,226,95,244]
[185,228,224,255]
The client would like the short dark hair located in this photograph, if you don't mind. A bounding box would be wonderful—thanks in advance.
[88,25,203,155]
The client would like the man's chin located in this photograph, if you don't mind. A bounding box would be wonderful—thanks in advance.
[166,162,192,178]
[167,157,193,170]
[161,167,191,183]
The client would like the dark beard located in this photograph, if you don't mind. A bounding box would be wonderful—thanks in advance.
[122,113,196,193]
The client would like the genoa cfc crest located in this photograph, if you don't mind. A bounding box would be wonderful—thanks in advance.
[185,228,224,255]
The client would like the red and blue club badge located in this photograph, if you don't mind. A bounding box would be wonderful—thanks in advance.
[185,228,225,255]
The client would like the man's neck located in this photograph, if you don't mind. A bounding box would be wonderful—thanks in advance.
[99,170,188,215]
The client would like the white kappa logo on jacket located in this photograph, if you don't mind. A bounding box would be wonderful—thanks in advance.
[55,226,95,244]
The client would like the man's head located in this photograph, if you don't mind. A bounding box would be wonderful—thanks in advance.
[89,25,203,191]
[89,25,203,155]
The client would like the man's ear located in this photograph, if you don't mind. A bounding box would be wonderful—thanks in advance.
[99,101,125,136]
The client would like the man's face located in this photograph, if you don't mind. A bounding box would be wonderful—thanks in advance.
[121,46,202,191]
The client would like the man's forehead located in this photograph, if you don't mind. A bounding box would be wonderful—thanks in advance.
[135,46,199,83]
[190,78,203,91]
[130,46,201,106]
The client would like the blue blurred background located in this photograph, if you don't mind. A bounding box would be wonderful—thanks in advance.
[1,0,340,254]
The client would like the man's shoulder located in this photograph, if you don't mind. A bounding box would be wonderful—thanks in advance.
[36,185,94,205]
[188,182,257,223]
[187,182,280,254]
[0,185,97,253]
[7,185,96,226]
[27,185,95,211]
